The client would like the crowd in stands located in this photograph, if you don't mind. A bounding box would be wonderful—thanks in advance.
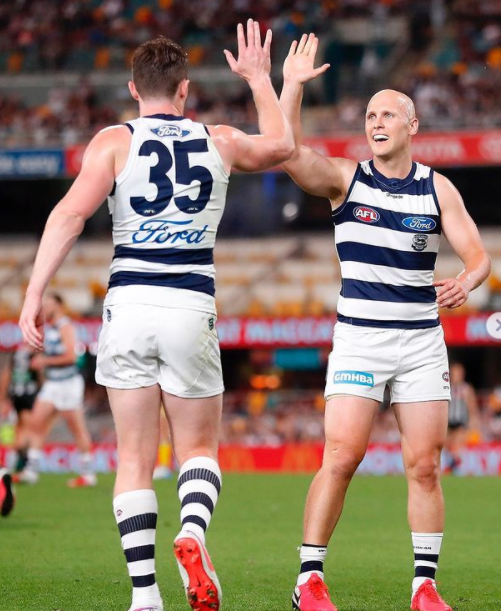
[2,1,501,144]
[54,384,501,446]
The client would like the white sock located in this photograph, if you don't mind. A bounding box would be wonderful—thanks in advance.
[177,456,222,544]
[113,489,161,605]
[26,448,42,472]
[80,452,94,476]
[297,544,328,586]
[412,532,443,595]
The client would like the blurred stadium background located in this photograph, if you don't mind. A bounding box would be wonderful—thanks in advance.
[0,0,501,478]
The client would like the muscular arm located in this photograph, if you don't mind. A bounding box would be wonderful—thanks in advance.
[20,129,117,349]
[279,34,356,203]
[433,172,491,308]
[211,19,294,173]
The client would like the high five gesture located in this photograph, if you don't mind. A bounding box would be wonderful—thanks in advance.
[224,19,272,83]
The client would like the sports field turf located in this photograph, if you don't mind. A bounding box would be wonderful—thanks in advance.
[1,473,500,611]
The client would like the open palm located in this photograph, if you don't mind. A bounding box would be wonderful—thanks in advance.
[283,33,330,84]
[224,19,272,82]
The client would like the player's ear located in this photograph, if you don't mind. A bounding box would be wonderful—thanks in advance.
[409,117,419,136]
[179,79,189,101]
[128,81,140,101]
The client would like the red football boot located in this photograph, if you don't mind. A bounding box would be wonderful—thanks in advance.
[174,532,221,611]
[411,580,452,611]
[292,574,338,611]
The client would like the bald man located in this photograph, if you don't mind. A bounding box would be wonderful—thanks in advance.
[279,35,490,611]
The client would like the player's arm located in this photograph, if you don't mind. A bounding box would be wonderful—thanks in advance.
[433,172,491,308]
[280,34,357,202]
[31,324,77,370]
[209,19,294,173]
[20,130,116,351]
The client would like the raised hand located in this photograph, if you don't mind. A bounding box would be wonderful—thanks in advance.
[224,19,272,83]
[283,33,330,85]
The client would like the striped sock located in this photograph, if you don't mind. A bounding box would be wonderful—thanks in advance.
[113,489,161,606]
[297,543,328,586]
[177,456,222,544]
[412,532,443,593]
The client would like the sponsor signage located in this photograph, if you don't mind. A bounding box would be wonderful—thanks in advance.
[304,131,501,168]
[0,149,65,177]
[1,131,501,179]
[1,442,501,475]
[0,314,500,350]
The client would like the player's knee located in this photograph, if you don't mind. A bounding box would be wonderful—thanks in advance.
[323,445,364,480]
[117,451,156,476]
[407,455,441,487]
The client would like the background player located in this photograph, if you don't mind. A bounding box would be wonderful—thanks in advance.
[0,342,40,474]
[445,361,480,474]
[19,20,293,611]
[17,293,97,488]
[279,34,491,611]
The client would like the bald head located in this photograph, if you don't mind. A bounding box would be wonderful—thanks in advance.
[367,89,416,123]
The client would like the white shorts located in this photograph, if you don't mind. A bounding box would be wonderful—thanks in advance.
[95,304,224,398]
[325,322,451,404]
[38,375,85,411]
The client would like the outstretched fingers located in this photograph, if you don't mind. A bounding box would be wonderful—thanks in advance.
[223,49,237,72]
[263,28,272,56]
[296,33,308,54]
[303,33,316,55]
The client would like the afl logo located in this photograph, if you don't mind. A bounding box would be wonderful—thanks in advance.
[402,216,437,232]
[353,206,380,223]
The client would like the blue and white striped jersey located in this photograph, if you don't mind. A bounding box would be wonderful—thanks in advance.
[44,316,79,381]
[104,114,229,314]
[333,160,441,329]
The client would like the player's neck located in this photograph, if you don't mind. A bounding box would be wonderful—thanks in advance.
[372,154,413,179]
[139,99,184,118]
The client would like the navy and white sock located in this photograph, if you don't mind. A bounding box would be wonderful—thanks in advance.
[113,489,161,606]
[177,456,222,544]
[297,543,328,586]
[412,532,443,594]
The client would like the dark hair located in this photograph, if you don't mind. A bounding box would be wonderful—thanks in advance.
[132,36,188,99]
[47,292,64,306]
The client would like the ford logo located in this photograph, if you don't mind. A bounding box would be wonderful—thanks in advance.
[402,216,436,232]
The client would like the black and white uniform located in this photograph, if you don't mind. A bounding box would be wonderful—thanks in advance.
[96,114,228,397]
[448,382,470,429]
[325,160,451,403]
[8,345,40,413]
[38,316,84,411]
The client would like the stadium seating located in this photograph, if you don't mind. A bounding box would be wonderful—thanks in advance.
[0,232,498,317]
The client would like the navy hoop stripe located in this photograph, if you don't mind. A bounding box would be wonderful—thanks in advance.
[124,545,156,563]
[337,314,440,329]
[341,279,437,303]
[114,245,214,265]
[177,468,221,493]
[108,271,215,296]
[181,514,207,532]
[181,492,215,514]
[336,242,437,271]
[118,513,157,537]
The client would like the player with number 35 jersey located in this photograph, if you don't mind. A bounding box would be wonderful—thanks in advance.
[20,21,294,611]
[106,114,228,315]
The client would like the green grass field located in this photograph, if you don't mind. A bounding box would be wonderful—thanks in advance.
[1,474,500,611]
